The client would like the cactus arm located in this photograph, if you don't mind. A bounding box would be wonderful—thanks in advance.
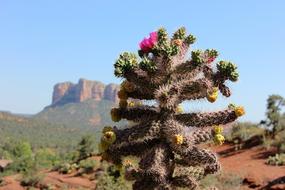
[113,106,159,122]
[172,175,198,189]
[188,128,214,144]
[110,121,161,150]
[174,145,221,175]
[175,109,238,127]
[123,68,153,88]
[155,78,212,110]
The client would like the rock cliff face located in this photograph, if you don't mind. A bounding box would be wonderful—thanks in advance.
[51,79,119,107]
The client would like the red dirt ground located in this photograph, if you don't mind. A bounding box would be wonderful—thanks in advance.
[0,145,284,190]
[0,171,95,190]
[211,144,285,190]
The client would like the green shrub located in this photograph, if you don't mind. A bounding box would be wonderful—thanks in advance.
[34,148,59,169]
[11,141,33,159]
[75,135,95,162]
[0,176,6,187]
[261,94,285,136]
[263,129,285,155]
[95,162,132,190]
[7,155,35,173]
[200,172,242,190]
[266,153,285,166]
[272,130,285,153]
[55,162,78,174]
[226,122,265,143]
[20,171,44,187]
[78,159,98,174]
[96,173,132,190]
[3,141,35,173]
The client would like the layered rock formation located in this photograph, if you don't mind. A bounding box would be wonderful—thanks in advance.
[51,79,119,107]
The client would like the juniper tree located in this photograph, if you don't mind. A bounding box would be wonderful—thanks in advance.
[99,27,245,190]
[261,95,285,137]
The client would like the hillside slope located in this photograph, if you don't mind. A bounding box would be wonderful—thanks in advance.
[0,112,86,150]
[36,99,118,130]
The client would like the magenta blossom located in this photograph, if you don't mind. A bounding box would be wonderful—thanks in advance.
[139,32,158,53]
[206,57,216,64]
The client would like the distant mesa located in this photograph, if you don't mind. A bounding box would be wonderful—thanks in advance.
[51,78,120,107]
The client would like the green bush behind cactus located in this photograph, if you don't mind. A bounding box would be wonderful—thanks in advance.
[266,154,285,166]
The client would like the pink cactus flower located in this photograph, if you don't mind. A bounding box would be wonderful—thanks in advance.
[139,32,158,53]
[207,57,216,64]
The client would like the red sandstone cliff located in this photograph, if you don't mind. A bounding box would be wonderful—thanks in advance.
[52,79,119,107]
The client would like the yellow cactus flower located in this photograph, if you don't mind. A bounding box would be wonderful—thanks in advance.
[214,134,225,145]
[121,81,135,93]
[103,126,113,133]
[128,101,135,107]
[136,101,143,106]
[176,104,184,113]
[111,108,121,122]
[123,159,133,167]
[207,87,219,103]
[207,93,218,103]
[213,87,219,93]
[173,134,184,145]
[102,131,116,144]
[99,127,116,153]
[213,125,223,134]
[127,100,142,107]
[117,90,128,100]
[119,99,128,108]
[234,106,245,117]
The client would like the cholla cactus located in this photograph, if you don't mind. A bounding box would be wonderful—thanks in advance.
[99,27,245,190]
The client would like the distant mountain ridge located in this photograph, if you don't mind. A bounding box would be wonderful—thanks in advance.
[51,78,120,107]
[0,79,123,149]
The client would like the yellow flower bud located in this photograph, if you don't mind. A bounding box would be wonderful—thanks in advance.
[102,131,116,144]
[136,101,143,106]
[213,125,223,134]
[102,126,113,133]
[111,108,121,122]
[207,87,219,103]
[173,134,184,145]
[212,87,219,93]
[234,106,245,117]
[176,104,184,113]
[123,159,133,167]
[207,92,218,103]
[128,101,135,107]
[99,127,116,153]
[214,134,225,145]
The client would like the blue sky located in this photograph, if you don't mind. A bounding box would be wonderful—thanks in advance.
[0,1,284,122]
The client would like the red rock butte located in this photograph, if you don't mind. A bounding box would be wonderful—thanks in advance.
[51,78,120,107]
